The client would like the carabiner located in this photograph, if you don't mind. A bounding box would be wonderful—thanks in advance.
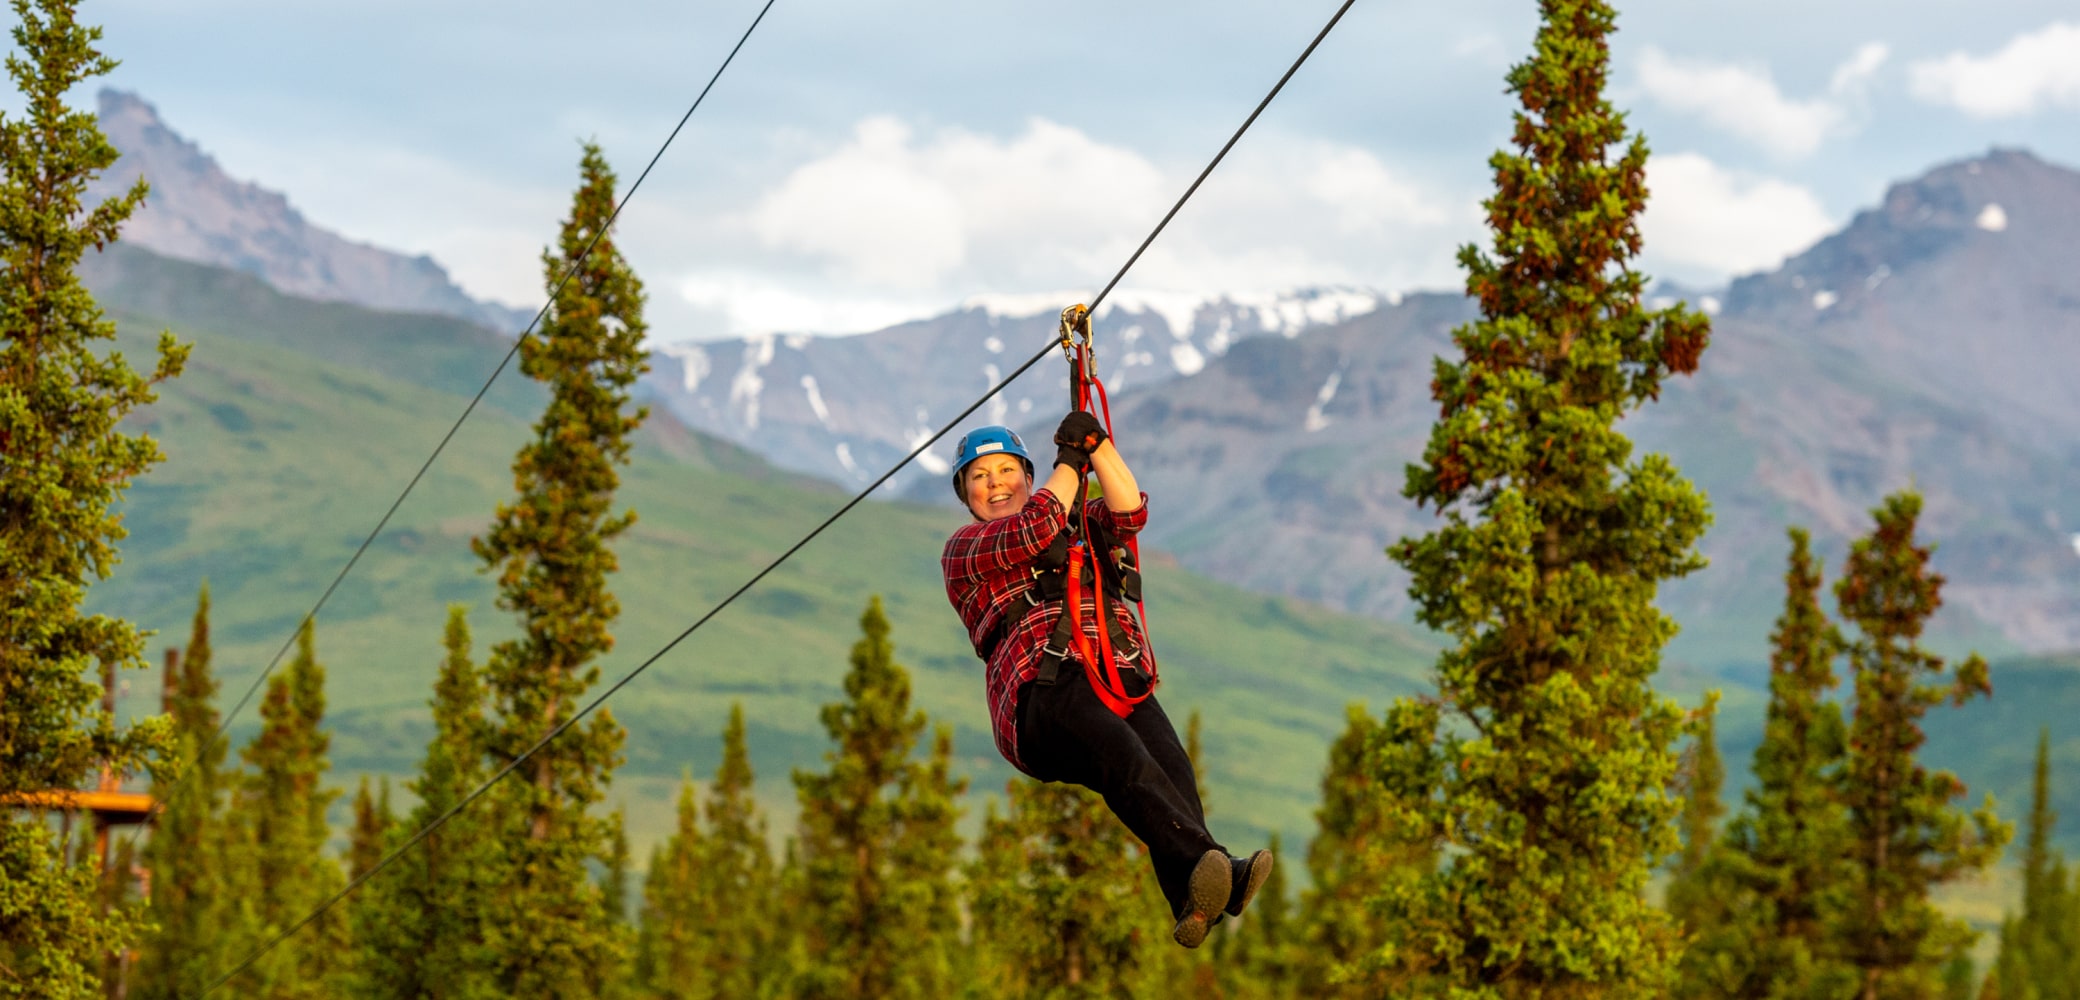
[1057,303,1097,385]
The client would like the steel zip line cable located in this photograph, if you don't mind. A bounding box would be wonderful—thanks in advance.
[128,0,781,860]
[192,0,1357,993]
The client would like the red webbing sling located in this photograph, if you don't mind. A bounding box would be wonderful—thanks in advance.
[1057,304,1157,718]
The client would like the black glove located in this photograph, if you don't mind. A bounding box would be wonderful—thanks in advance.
[1053,410,1107,469]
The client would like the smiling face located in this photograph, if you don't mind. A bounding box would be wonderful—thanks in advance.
[962,453,1032,521]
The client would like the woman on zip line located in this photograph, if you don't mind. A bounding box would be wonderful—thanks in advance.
[939,329,1272,947]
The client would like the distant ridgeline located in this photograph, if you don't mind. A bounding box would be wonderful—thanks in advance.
[87,89,532,334]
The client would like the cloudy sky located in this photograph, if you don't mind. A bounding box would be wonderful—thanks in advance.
[93,0,2080,341]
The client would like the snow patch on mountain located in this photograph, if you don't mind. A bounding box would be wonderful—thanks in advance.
[801,374,831,427]
[912,430,951,475]
[983,364,1008,422]
[659,342,712,393]
[1229,288,1381,338]
[1303,369,1343,432]
[731,334,778,430]
[1104,290,1206,340]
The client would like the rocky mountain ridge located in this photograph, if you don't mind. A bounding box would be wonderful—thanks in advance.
[88,90,530,333]
[646,286,1386,495]
[653,147,2080,664]
[1109,147,2080,665]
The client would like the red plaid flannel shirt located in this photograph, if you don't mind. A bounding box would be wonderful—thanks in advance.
[942,487,1150,775]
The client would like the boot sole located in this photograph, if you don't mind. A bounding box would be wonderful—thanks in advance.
[1173,850,1231,949]
[1227,849,1274,917]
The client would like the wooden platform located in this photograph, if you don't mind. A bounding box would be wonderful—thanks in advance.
[2,789,155,824]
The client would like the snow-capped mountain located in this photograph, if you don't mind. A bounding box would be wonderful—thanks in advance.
[642,287,1388,495]
[1103,148,2080,663]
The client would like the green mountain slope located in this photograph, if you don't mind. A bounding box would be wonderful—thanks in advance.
[84,246,1441,851]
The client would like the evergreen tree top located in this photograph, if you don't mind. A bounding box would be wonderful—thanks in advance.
[467,143,647,998]
[0,0,187,804]
[1836,491,1991,701]
[244,621,336,824]
[1834,489,2010,996]
[1374,1,1710,991]
[173,583,219,731]
[819,596,925,777]
[708,703,767,847]
[2022,727,2060,922]
[1675,692,1725,877]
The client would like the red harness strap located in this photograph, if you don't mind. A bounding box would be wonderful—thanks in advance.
[1060,315,1158,719]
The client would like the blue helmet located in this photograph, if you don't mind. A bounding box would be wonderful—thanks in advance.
[951,425,1034,500]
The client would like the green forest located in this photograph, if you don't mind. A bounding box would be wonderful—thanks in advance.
[5,1,2077,998]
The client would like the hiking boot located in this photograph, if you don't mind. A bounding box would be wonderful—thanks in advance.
[1226,849,1274,917]
[1172,849,1232,948]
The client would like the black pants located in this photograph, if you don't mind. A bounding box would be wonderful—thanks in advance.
[1016,672,1224,918]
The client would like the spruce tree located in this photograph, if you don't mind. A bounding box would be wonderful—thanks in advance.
[341,777,392,999]
[1833,491,2010,999]
[634,707,783,1000]
[1675,527,1856,999]
[354,605,500,1000]
[632,843,667,992]
[772,838,816,993]
[1665,693,1726,928]
[348,777,393,881]
[0,2,188,994]
[636,778,705,999]
[230,621,350,998]
[967,777,1143,996]
[697,704,779,997]
[599,808,635,1000]
[1990,729,2077,1000]
[471,141,649,996]
[137,586,242,999]
[1371,0,1713,992]
[604,807,631,927]
[791,597,967,1000]
[1299,706,1417,998]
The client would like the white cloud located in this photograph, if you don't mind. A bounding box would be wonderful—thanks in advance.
[746,116,1166,292]
[746,119,969,288]
[1303,148,1451,235]
[1829,43,1891,96]
[1636,43,1889,159]
[689,117,1475,337]
[1909,22,2080,117]
[676,272,939,337]
[1640,153,1836,280]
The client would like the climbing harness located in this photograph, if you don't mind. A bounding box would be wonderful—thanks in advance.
[968,305,1158,717]
[1045,304,1159,717]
